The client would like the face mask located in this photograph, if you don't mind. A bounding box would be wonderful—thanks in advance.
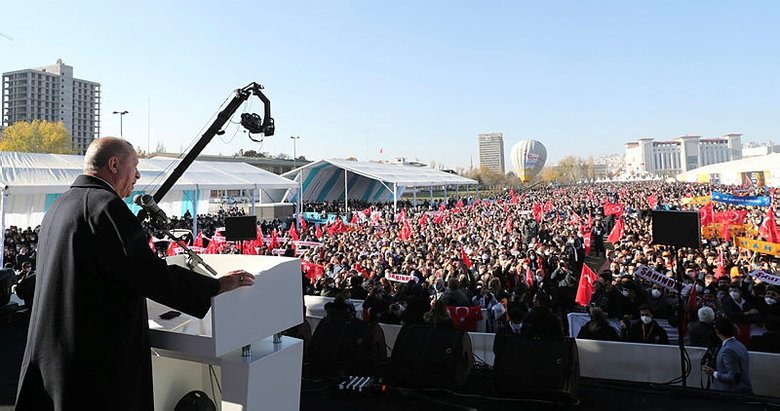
[651,289,662,298]
[766,297,777,306]
[640,315,652,325]
[730,291,741,301]
[622,290,630,298]
[535,276,544,282]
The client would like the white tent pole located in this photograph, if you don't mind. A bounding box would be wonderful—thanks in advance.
[344,169,349,215]
[298,171,303,229]
[192,185,199,236]
[429,186,433,204]
[0,188,6,268]
[251,185,257,216]
[444,185,448,201]
[413,187,417,207]
[393,182,397,218]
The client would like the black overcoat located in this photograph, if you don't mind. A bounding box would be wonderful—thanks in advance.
[16,175,220,410]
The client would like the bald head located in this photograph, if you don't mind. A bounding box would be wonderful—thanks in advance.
[83,137,140,198]
[84,137,135,175]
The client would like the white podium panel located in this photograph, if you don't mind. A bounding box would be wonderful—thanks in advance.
[148,255,303,357]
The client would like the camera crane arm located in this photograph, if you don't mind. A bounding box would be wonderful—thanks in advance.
[153,82,274,203]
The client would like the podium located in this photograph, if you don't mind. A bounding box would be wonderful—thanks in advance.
[148,255,304,410]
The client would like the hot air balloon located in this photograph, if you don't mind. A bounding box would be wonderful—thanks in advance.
[510,140,547,182]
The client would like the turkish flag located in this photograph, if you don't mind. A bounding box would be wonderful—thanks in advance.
[715,249,726,279]
[604,202,624,217]
[543,201,553,213]
[699,201,714,226]
[714,210,748,225]
[532,203,543,222]
[399,219,412,241]
[607,217,624,243]
[299,216,308,231]
[647,194,658,209]
[759,206,780,243]
[315,224,323,239]
[350,212,359,225]
[584,234,592,256]
[288,224,299,242]
[419,213,428,227]
[461,248,473,268]
[570,211,581,226]
[434,212,446,225]
[575,264,599,306]
[268,229,279,251]
[439,202,447,211]
[362,207,371,216]
[193,231,203,247]
[301,260,325,284]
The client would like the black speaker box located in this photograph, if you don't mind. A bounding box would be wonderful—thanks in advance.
[384,324,474,389]
[651,210,701,249]
[493,335,579,402]
[223,216,257,241]
[308,317,386,376]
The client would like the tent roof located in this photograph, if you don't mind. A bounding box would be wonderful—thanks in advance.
[676,153,780,181]
[282,159,477,187]
[0,151,298,194]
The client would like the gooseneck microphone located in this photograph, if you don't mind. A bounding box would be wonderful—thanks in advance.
[134,194,169,227]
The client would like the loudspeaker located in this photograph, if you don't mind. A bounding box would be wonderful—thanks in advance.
[224,216,257,241]
[493,335,579,402]
[652,210,701,249]
[383,324,474,389]
[308,317,387,376]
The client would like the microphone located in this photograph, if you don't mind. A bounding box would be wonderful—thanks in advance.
[134,194,169,227]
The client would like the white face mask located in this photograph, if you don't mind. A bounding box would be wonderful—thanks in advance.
[766,297,777,306]
[622,290,630,298]
[535,276,544,282]
[651,289,662,299]
[730,291,741,301]
[640,315,652,325]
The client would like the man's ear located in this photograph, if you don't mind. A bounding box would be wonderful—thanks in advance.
[107,157,119,173]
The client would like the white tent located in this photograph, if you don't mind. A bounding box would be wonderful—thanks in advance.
[675,153,780,186]
[0,151,298,233]
[280,159,478,216]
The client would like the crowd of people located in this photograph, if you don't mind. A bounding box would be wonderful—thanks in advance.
[5,179,778,395]
[291,181,779,361]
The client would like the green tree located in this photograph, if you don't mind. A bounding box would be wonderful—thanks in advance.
[0,120,75,154]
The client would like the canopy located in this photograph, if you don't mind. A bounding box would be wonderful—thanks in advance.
[0,152,298,241]
[0,152,298,194]
[675,153,780,186]
[280,159,477,214]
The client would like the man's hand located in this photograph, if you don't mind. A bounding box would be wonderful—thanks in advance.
[218,270,255,294]
[702,365,715,376]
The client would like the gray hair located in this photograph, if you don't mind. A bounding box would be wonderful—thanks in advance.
[83,137,135,174]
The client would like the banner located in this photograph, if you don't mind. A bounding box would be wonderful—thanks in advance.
[742,171,766,187]
[385,272,418,283]
[748,270,780,286]
[711,191,771,207]
[682,195,711,206]
[735,237,780,257]
[634,265,677,291]
[293,240,323,248]
[701,224,755,240]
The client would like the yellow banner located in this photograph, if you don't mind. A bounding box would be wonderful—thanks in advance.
[682,195,711,206]
[701,224,751,239]
[735,237,780,257]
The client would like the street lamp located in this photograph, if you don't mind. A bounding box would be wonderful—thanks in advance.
[290,135,300,169]
[112,110,129,138]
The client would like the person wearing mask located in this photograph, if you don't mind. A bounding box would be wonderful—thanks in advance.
[626,305,669,344]
[646,285,673,320]
[703,317,753,394]
[721,282,762,345]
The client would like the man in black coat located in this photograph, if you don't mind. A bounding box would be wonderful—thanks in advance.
[16,138,254,411]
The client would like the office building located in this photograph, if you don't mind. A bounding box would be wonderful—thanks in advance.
[2,59,100,154]
[478,132,505,174]
[625,134,742,176]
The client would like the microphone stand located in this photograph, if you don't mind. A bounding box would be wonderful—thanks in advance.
[164,229,219,277]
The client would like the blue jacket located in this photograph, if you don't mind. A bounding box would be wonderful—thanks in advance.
[713,337,753,394]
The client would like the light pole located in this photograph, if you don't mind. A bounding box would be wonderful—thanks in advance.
[112,110,129,138]
[290,135,300,169]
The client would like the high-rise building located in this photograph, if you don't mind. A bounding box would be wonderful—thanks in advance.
[624,134,742,176]
[2,59,101,154]
[478,132,505,174]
